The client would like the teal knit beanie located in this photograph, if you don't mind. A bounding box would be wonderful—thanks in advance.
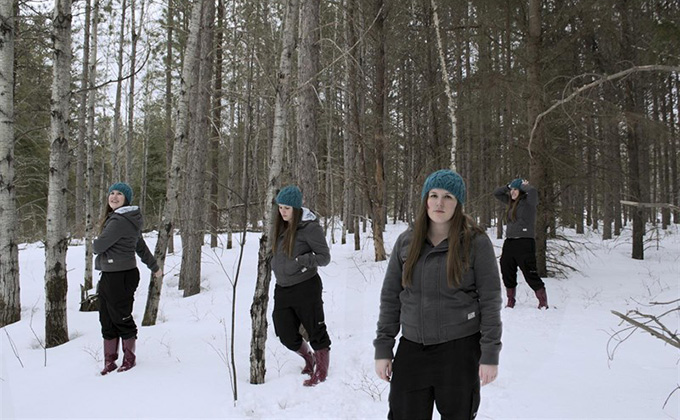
[108,182,133,205]
[276,185,303,209]
[421,169,466,205]
[509,178,523,189]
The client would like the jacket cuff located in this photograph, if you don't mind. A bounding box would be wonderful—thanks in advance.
[374,345,394,360]
[480,351,499,365]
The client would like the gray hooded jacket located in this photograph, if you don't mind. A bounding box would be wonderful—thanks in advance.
[94,206,159,273]
[493,184,538,239]
[271,208,331,288]
[374,229,502,365]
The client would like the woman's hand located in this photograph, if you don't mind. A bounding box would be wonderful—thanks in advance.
[479,364,498,386]
[375,359,392,382]
[153,269,163,279]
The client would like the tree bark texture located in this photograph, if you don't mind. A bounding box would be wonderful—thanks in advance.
[83,0,99,292]
[295,0,320,208]
[0,0,21,327]
[526,0,549,276]
[142,0,201,325]
[111,0,126,181]
[250,0,298,385]
[45,0,72,347]
[180,0,214,298]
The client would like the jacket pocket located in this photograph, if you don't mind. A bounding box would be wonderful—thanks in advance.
[283,256,303,275]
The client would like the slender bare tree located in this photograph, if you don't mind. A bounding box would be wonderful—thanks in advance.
[142,0,202,325]
[111,0,127,180]
[250,0,298,385]
[180,0,214,298]
[74,0,92,238]
[83,0,100,292]
[45,0,72,347]
[296,0,320,207]
[0,0,21,327]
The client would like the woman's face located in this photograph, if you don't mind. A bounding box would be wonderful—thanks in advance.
[426,188,457,225]
[108,190,126,210]
[510,188,520,200]
[279,205,293,222]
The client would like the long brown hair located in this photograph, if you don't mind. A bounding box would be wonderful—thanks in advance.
[506,190,526,222]
[98,193,131,233]
[402,199,483,288]
[272,207,303,258]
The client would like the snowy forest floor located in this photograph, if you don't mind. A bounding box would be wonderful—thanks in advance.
[2,222,679,419]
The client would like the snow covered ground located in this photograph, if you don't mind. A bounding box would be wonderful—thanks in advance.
[2,222,679,419]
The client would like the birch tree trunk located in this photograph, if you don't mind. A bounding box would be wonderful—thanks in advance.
[84,0,99,291]
[142,0,201,325]
[180,0,214,298]
[296,0,320,208]
[125,0,143,182]
[112,0,126,180]
[45,0,72,347]
[164,0,174,254]
[250,0,298,385]
[430,0,457,169]
[74,0,91,238]
[0,0,21,327]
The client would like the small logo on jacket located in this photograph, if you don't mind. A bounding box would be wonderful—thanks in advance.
[468,312,476,320]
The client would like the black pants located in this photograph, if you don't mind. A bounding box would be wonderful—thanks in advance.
[273,275,331,351]
[500,238,545,291]
[97,268,140,340]
[388,334,481,420]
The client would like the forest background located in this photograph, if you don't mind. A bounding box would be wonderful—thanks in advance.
[0,0,679,384]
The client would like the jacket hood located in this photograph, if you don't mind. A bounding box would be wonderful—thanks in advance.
[301,207,317,222]
[114,206,143,230]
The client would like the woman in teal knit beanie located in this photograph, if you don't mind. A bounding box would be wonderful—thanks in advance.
[374,169,502,420]
[493,178,549,309]
[271,185,332,386]
[93,182,163,375]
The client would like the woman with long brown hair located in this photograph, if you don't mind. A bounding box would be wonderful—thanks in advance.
[374,169,502,420]
[93,182,162,375]
[493,178,548,309]
[271,185,331,386]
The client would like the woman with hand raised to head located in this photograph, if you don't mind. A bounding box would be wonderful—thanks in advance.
[493,178,549,309]
[374,170,503,420]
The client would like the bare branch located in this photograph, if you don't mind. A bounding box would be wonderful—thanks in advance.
[529,65,680,157]
[611,310,680,349]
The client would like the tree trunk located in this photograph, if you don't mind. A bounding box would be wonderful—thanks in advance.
[112,0,127,181]
[250,0,298,385]
[143,0,201,325]
[164,0,174,254]
[180,0,214,298]
[527,0,549,276]
[296,0,320,208]
[345,0,361,251]
[0,0,20,327]
[619,1,644,260]
[84,0,100,291]
[368,0,387,261]
[45,0,72,347]
[430,0,458,169]
[74,0,91,238]
[125,0,143,182]
[209,0,224,249]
